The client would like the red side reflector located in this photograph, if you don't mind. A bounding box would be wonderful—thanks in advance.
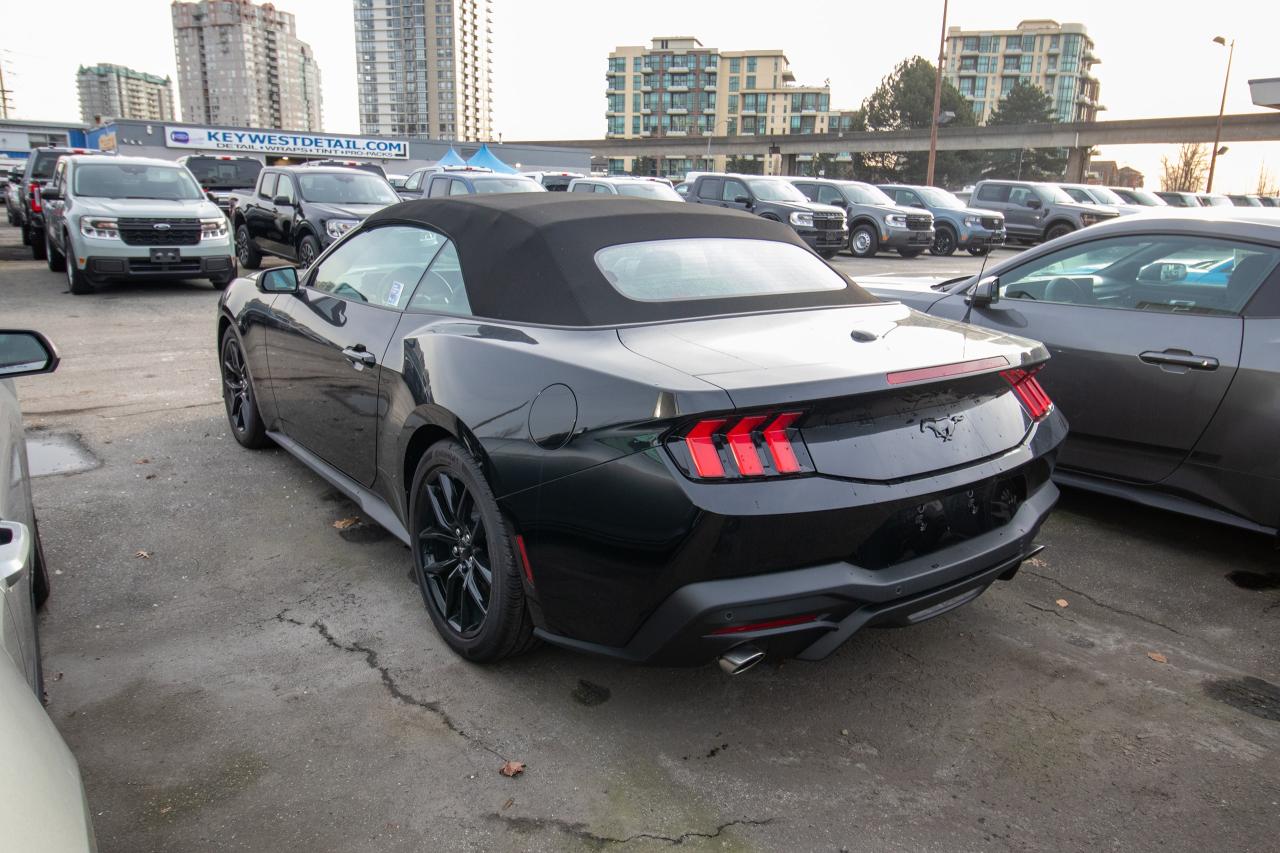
[710,614,819,635]
[726,414,768,476]
[685,418,727,478]
[514,535,534,585]
[886,355,1010,385]
[763,411,803,473]
[1001,368,1053,420]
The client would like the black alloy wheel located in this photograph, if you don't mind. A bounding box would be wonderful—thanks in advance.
[930,225,957,256]
[966,245,990,256]
[410,441,536,662]
[236,224,261,269]
[298,235,321,267]
[1045,223,1074,242]
[220,328,269,448]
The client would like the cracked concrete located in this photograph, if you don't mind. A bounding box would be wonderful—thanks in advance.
[6,229,1278,852]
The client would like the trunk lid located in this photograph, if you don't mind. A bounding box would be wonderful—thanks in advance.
[620,303,1044,481]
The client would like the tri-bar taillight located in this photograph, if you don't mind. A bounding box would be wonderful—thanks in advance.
[29,182,42,213]
[1001,367,1053,420]
[672,411,812,480]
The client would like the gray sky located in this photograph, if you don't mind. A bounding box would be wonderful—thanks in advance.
[2,0,1277,191]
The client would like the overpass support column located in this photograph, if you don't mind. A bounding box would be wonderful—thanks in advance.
[780,152,799,176]
[1065,147,1091,183]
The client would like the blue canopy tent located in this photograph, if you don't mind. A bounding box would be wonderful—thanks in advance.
[435,147,468,167]
[465,143,519,174]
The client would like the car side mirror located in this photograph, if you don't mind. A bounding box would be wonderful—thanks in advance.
[735,195,751,206]
[259,267,300,294]
[0,330,59,378]
[966,275,1000,307]
[40,186,61,200]
[1025,198,1041,209]
[273,195,293,206]
[1139,262,1188,283]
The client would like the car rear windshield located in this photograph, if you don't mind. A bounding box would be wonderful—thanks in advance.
[472,177,545,194]
[298,172,400,204]
[595,238,849,302]
[74,163,203,200]
[615,182,683,201]
[540,176,574,191]
[183,158,262,189]
[30,152,67,179]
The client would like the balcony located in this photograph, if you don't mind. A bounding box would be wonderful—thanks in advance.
[641,85,652,92]
[703,107,715,114]
[667,130,688,136]
[703,83,716,91]
[668,107,688,115]
[606,87,624,94]
[668,85,689,93]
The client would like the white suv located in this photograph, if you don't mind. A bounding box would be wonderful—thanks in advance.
[40,155,236,295]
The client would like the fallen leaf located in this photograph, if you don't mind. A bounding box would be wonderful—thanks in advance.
[333,517,360,530]
[499,760,525,778]
[135,458,151,464]
[134,550,152,559]
[145,474,157,480]
[1026,556,1047,568]
[1056,598,1069,608]
[1147,652,1168,664]
[502,798,514,811]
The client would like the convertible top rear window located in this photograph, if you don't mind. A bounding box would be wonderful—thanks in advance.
[597,238,848,302]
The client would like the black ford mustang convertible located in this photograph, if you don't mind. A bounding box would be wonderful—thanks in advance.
[218,195,1066,672]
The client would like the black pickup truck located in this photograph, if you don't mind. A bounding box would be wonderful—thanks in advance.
[228,166,400,268]
[685,173,847,258]
[178,155,262,217]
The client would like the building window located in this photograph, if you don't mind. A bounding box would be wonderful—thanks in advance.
[728,94,738,114]
[745,75,755,89]
[729,57,740,73]
[727,118,737,135]
[979,35,995,53]
[633,56,643,71]
[729,76,739,92]
[747,56,757,72]
[963,36,979,51]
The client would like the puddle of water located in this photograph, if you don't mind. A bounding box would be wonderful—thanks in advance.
[26,434,99,477]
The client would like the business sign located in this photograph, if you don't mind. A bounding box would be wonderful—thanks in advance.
[164,126,409,160]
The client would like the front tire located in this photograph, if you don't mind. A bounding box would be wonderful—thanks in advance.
[410,440,536,663]
[235,223,262,270]
[220,327,270,449]
[849,224,878,258]
[966,246,990,256]
[45,234,66,272]
[930,225,958,256]
[30,227,47,260]
[65,244,94,295]
[297,234,321,267]
[1044,222,1074,243]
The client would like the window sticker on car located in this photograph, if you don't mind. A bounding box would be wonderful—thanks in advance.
[387,280,405,306]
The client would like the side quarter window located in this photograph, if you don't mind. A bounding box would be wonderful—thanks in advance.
[311,226,446,309]
[406,240,472,316]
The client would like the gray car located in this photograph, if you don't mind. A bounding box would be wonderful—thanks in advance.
[878,183,1006,257]
[0,330,97,851]
[861,211,1280,534]
[788,178,935,258]
[970,179,1119,244]
[1057,183,1145,216]
[1108,187,1168,207]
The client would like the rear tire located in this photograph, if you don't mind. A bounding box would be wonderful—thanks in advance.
[849,224,878,258]
[30,228,46,260]
[409,440,537,663]
[1044,222,1074,242]
[930,225,958,256]
[235,223,261,270]
[45,235,66,272]
[219,327,271,449]
[21,223,31,246]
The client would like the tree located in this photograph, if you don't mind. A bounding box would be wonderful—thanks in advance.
[856,57,977,186]
[1257,163,1278,197]
[1160,143,1209,192]
[980,83,1068,180]
[632,155,658,177]
[724,155,763,175]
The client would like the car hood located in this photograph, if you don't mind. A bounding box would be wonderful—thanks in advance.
[1056,201,1119,216]
[960,206,1003,220]
[76,197,222,219]
[302,201,390,219]
[768,200,844,214]
[875,203,933,218]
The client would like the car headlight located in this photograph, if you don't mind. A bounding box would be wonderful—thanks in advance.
[789,211,814,228]
[325,218,360,239]
[80,217,119,239]
[200,217,228,239]
[885,214,907,227]
[963,216,982,227]
[1081,213,1105,226]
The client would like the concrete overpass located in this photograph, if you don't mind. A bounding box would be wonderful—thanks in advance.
[512,112,1280,180]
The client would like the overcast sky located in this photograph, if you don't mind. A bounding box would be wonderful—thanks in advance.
[2,1,1276,191]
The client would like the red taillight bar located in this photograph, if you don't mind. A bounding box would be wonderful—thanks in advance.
[726,415,768,476]
[678,411,808,480]
[1001,367,1053,420]
[685,418,727,478]
[710,614,819,635]
[886,355,1010,385]
[763,411,803,473]
[29,182,42,213]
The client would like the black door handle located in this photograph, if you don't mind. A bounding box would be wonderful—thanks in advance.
[1139,350,1219,371]
[341,346,376,368]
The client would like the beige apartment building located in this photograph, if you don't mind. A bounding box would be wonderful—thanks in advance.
[172,0,323,131]
[354,0,494,141]
[76,64,176,124]
[944,19,1101,125]
[606,37,854,175]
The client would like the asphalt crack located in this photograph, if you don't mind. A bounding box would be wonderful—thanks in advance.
[1023,570,1186,637]
[489,813,774,848]
[275,610,507,761]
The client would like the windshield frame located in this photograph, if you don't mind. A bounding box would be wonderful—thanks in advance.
[72,162,204,200]
[1037,184,1076,205]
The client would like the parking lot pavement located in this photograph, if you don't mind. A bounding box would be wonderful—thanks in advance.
[830,244,1023,281]
[4,225,1277,853]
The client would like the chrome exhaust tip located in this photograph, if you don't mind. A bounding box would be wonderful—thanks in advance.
[718,644,765,676]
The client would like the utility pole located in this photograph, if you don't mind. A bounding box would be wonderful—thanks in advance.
[1206,36,1234,193]
[925,0,949,186]
[0,61,12,120]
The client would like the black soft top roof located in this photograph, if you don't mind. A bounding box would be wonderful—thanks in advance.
[363,194,873,326]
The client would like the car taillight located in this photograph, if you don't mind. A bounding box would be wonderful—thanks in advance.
[1001,367,1053,420]
[29,182,41,213]
[673,411,812,480]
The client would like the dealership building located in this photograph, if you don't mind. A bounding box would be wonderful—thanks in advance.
[0,118,588,175]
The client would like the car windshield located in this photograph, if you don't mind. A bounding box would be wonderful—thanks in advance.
[1037,185,1075,204]
[842,183,896,206]
[298,172,400,204]
[183,158,262,189]
[747,180,809,202]
[917,187,966,209]
[596,238,849,302]
[615,182,683,201]
[1200,195,1232,207]
[471,177,545,193]
[539,176,575,191]
[1119,188,1165,206]
[74,163,203,200]
[1086,186,1126,205]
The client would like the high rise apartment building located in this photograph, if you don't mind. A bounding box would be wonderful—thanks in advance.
[353,0,493,141]
[944,20,1101,124]
[76,63,176,124]
[172,0,323,131]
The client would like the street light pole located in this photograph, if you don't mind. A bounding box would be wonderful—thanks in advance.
[1206,36,1234,193]
[925,0,949,186]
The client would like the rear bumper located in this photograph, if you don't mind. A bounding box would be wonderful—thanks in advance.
[86,254,235,280]
[534,477,1058,666]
